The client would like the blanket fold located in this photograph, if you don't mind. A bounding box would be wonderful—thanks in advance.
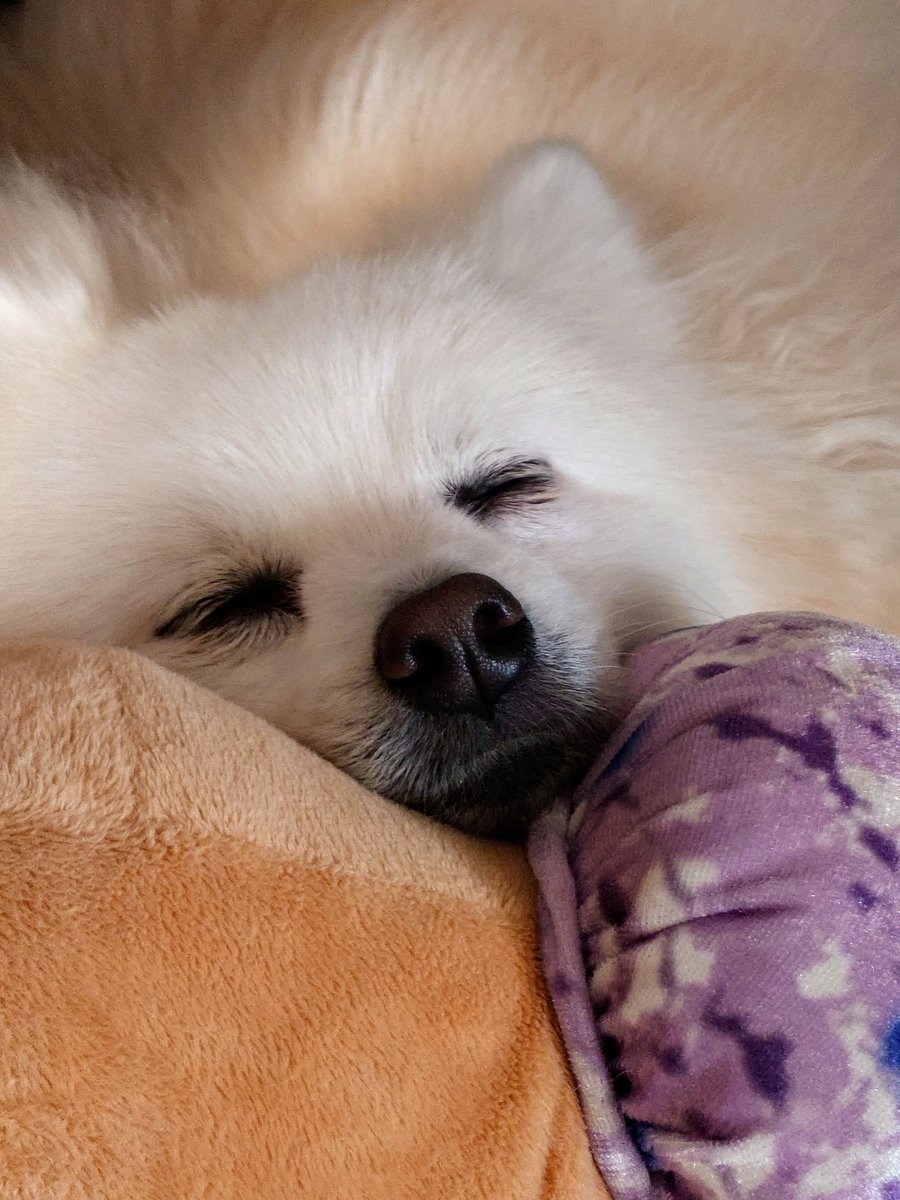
[0,639,605,1200]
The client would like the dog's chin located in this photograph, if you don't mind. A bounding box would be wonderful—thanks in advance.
[386,715,611,840]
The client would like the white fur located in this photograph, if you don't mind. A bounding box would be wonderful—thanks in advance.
[1,0,898,827]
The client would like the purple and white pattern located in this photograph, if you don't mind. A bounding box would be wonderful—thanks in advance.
[529,613,900,1199]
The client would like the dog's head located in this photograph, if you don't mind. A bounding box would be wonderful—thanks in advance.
[0,144,744,835]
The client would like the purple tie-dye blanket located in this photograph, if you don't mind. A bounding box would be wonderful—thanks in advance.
[529,614,900,1200]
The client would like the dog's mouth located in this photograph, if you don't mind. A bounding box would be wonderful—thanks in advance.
[370,699,614,839]
[422,726,607,838]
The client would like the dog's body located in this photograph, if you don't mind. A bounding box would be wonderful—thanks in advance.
[1,0,899,831]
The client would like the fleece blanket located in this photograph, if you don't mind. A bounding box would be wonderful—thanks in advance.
[531,614,900,1200]
[0,640,605,1200]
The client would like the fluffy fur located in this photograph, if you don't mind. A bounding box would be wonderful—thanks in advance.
[0,0,898,831]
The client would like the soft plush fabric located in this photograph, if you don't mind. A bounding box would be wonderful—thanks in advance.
[530,614,900,1200]
[0,639,605,1200]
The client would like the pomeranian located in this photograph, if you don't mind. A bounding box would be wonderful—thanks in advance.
[1,0,898,833]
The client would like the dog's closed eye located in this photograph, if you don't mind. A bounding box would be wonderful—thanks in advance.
[154,561,303,642]
[446,457,556,521]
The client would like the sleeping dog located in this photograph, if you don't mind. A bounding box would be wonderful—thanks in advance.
[1,0,898,832]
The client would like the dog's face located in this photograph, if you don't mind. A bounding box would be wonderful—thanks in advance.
[1,145,742,835]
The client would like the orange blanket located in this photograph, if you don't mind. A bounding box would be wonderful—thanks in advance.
[0,640,606,1199]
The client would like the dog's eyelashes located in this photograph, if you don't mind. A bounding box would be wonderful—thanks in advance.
[154,562,303,642]
[446,458,556,520]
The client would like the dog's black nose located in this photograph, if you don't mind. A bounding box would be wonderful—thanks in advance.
[375,573,532,718]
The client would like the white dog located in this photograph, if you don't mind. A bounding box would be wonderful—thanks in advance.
[1,0,898,833]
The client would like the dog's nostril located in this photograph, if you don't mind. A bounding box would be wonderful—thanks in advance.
[473,596,526,648]
[405,636,445,686]
[379,632,425,681]
[375,572,532,718]
[376,627,447,684]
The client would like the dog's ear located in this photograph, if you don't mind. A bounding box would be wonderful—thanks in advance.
[0,168,111,346]
[468,141,660,311]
